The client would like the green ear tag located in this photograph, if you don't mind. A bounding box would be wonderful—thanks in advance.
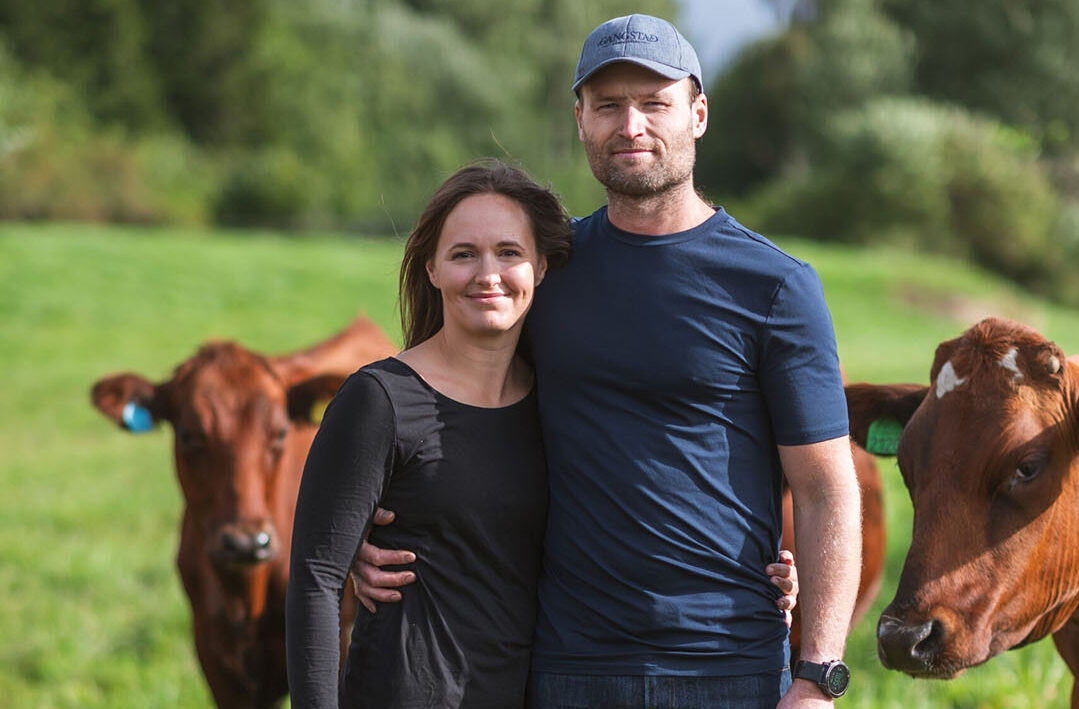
[865,418,903,456]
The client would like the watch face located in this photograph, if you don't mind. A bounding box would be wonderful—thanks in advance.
[826,663,850,696]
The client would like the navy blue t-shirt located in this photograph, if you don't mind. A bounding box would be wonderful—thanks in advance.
[523,206,848,676]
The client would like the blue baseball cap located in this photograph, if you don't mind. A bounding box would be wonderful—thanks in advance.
[573,14,703,93]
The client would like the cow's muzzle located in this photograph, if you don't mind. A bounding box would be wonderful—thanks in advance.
[877,613,948,676]
[212,522,279,566]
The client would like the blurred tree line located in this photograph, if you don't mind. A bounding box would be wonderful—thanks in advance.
[700,0,1079,303]
[0,0,673,229]
[4,0,1079,303]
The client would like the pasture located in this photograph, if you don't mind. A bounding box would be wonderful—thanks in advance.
[2,221,1077,708]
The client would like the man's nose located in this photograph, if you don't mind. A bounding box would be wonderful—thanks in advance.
[619,106,647,139]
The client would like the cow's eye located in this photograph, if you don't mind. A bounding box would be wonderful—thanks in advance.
[1014,459,1044,483]
[177,427,205,450]
[269,426,289,449]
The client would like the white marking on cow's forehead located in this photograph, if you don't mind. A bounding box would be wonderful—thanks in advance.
[999,347,1024,380]
[936,360,968,399]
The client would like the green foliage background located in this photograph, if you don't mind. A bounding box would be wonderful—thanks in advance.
[701,0,1079,304]
[4,0,1079,299]
[0,0,673,229]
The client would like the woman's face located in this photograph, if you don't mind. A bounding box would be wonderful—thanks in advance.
[426,192,547,339]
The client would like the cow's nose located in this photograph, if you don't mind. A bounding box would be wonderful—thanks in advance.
[216,525,277,565]
[877,614,944,674]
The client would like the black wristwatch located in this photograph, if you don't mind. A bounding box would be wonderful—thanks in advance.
[793,659,850,698]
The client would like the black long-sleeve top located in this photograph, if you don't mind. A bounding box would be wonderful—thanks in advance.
[286,357,548,708]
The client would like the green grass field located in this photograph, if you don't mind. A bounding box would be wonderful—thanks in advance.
[2,222,1077,708]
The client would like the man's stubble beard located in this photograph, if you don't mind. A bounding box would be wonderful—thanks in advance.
[583,125,697,199]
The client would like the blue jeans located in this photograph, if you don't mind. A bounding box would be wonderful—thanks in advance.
[526,669,792,709]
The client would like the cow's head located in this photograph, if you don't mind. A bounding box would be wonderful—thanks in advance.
[91,342,343,570]
[847,317,1079,679]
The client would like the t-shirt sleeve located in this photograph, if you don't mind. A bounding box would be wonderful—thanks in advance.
[286,370,396,708]
[759,262,849,446]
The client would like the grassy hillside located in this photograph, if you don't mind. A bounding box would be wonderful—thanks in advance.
[1,223,1076,708]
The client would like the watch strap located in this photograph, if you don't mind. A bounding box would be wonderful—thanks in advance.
[793,659,827,685]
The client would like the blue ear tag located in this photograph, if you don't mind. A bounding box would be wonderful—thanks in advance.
[865,418,903,456]
[122,401,155,433]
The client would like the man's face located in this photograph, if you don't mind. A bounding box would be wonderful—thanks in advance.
[575,63,707,198]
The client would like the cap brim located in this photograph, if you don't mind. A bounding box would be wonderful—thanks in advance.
[572,57,690,92]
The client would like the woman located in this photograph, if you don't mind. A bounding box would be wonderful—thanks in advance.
[287,161,571,708]
[286,161,797,708]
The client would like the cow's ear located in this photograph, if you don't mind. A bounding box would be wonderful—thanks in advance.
[928,336,962,383]
[287,374,345,424]
[269,315,397,387]
[90,373,163,433]
[845,383,929,456]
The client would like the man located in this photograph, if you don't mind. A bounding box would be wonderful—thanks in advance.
[354,14,861,708]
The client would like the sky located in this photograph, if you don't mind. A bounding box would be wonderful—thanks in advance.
[675,0,787,77]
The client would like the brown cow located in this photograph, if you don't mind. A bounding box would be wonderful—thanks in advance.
[845,317,1079,706]
[91,316,397,709]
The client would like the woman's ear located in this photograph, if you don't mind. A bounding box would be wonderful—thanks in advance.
[535,256,548,287]
[426,259,440,289]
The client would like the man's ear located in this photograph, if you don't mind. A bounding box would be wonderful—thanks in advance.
[287,374,346,425]
[845,383,929,456]
[692,92,707,140]
[90,373,164,433]
[575,99,585,142]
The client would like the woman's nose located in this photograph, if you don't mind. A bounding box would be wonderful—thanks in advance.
[474,258,501,285]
